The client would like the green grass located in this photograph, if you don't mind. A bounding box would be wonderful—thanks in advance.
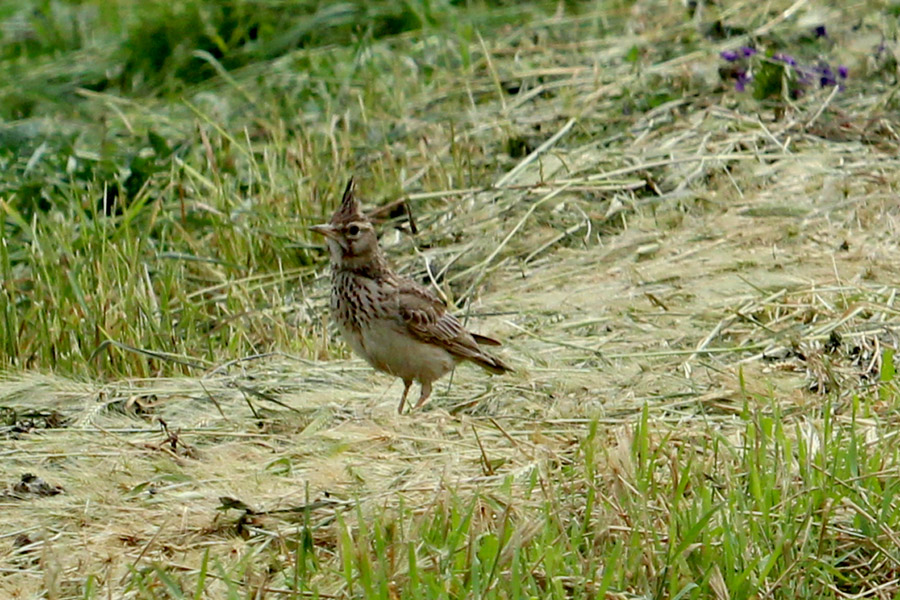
[112,385,900,598]
[1,0,579,379]
[3,0,900,598]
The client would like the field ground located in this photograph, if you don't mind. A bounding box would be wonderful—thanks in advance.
[2,1,900,598]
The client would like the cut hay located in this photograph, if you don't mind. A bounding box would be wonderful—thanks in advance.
[3,0,900,597]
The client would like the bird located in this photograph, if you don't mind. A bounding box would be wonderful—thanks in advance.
[309,179,511,413]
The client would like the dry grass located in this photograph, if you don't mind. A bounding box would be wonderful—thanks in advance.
[3,0,900,597]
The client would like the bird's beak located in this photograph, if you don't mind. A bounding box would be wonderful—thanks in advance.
[309,223,338,240]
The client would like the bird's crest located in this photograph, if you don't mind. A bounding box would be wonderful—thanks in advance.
[330,178,364,225]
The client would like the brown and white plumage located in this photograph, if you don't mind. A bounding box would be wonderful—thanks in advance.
[310,179,511,413]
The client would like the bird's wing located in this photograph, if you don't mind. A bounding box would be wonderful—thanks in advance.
[396,279,510,373]
[396,280,476,352]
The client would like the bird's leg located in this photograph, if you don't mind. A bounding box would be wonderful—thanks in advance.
[397,380,413,414]
[413,380,433,410]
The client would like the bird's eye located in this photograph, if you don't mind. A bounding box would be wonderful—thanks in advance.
[347,225,360,236]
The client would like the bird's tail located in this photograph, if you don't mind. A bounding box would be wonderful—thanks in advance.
[470,351,513,375]
[472,333,502,347]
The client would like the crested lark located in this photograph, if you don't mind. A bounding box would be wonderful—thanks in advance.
[310,179,511,413]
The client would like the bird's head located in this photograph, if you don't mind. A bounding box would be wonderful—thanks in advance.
[310,178,382,271]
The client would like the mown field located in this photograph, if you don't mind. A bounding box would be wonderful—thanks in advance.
[2,0,900,598]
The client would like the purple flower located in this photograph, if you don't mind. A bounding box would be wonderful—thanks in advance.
[773,53,798,67]
[795,68,813,86]
[838,65,848,78]
[720,50,739,62]
[814,25,827,38]
[741,46,757,57]
[815,62,837,87]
